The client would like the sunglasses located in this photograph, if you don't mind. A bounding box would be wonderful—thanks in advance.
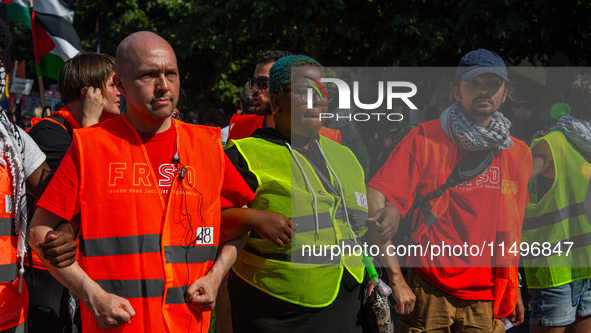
[248,76,268,90]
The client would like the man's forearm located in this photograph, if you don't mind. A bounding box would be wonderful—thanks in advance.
[27,208,100,304]
[207,233,248,283]
[219,207,252,243]
[367,228,404,280]
[368,186,386,215]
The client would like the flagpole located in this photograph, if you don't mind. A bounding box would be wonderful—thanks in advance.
[29,0,45,107]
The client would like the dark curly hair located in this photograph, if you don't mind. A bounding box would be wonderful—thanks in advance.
[569,73,591,122]
[0,19,13,50]
[257,50,292,65]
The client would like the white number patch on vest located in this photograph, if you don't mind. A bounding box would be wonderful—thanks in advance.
[5,195,12,214]
[195,227,214,245]
[355,192,368,209]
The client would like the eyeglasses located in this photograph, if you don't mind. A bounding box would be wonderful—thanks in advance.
[248,76,268,90]
[286,88,333,104]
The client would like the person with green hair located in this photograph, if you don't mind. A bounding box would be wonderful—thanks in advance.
[225,55,368,332]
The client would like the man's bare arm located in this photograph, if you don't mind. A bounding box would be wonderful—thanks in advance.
[220,206,295,246]
[185,232,248,309]
[26,161,53,200]
[367,186,416,314]
[530,139,554,183]
[27,207,135,329]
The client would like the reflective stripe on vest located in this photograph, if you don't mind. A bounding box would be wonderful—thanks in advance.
[523,131,591,288]
[0,262,18,283]
[96,279,195,306]
[228,136,367,307]
[80,234,218,263]
[0,217,15,236]
[243,238,358,265]
[0,157,26,330]
[0,162,17,283]
[75,117,223,332]
[523,201,586,230]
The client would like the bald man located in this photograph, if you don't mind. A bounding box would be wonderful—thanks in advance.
[27,31,255,332]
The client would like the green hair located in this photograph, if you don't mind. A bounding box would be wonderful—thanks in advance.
[268,55,323,96]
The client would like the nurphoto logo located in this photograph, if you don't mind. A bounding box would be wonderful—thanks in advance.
[303,70,418,122]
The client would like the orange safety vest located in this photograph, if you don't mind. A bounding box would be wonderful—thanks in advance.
[27,105,82,270]
[0,157,27,331]
[493,266,520,318]
[74,116,223,332]
[228,114,342,144]
[227,114,264,141]
[318,126,342,144]
[408,120,528,318]
[28,106,82,133]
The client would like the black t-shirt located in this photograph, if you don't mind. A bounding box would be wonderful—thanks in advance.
[28,118,72,171]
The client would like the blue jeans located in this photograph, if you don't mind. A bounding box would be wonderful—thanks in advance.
[529,278,591,326]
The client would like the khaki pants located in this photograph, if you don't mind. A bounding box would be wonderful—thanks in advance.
[396,269,504,333]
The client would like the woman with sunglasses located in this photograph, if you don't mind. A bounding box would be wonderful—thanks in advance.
[225,55,368,332]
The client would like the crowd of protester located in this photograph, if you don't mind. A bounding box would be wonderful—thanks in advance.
[0,16,590,333]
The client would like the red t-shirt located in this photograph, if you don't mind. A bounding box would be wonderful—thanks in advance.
[37,121,254,222]
[369,119,531,301]
[228,114,264,141]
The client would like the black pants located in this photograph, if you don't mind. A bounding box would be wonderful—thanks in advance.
[24,267,80,333]
[229,269,362,333]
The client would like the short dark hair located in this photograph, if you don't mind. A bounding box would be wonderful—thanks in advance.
[0,19,13,50]
[257,50,292,65]
[58,52,116,102]
[569,73,591,122]
[239,81,254,114]
[202,108,229,127]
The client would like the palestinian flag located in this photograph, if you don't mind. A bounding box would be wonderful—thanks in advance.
[5,0,76,27]
[31,11,82,80]
[3,0,82,80]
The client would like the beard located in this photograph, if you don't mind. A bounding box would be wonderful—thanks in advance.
[254,102,272,116]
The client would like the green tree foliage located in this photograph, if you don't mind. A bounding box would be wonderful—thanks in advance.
[13,0,591,111]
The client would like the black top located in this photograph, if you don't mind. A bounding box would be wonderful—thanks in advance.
[27,116,72,171]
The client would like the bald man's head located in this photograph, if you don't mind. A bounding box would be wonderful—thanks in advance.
[116,31,176,76]
[114,31,180,125]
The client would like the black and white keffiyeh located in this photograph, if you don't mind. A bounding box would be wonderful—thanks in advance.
[0,65,29,291]
[0,64,5,95]
[552,114,591,158]
[440,103,514,151]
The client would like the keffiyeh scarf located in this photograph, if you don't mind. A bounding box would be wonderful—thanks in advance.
[440,103,514,151]
[0,65,29,291]
[552,115,591,158]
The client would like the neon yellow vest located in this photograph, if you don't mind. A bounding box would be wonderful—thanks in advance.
[227,136,368,307]
[523,130,591,288]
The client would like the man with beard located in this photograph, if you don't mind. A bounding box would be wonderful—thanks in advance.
[228,50,341,144]
[228,50,291,141]
[368,49,530,332]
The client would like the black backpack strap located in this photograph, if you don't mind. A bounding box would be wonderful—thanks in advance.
[47,113,73,138]
[415,149,495,228]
